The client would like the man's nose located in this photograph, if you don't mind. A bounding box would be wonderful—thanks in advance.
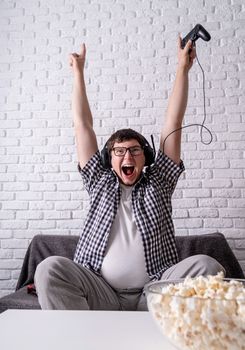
[124,149,133,158]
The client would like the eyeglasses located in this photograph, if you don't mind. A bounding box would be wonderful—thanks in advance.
[112,146,143,157]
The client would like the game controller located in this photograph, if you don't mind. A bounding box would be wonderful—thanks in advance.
[181,24,211,49]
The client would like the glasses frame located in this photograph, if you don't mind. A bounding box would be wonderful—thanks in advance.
[111,146,144,157]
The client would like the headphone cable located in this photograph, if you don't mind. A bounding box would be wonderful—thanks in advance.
[162,46,213,153]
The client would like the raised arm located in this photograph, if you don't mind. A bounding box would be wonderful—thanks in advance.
[69,44,98,169]
[160,37,196,165]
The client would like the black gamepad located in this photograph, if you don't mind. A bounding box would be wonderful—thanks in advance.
[181,24,211,49]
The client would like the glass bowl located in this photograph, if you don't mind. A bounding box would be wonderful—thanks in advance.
[144,275,245,350]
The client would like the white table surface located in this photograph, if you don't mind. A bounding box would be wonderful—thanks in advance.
[0,309,176,350]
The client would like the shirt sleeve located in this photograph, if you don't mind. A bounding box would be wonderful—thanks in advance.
[77,151,107,194]
[149,149,185,193]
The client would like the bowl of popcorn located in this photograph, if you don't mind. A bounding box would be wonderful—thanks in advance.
[145,272,245,350]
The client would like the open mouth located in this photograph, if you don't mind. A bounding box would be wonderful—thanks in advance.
[122,165,135,176]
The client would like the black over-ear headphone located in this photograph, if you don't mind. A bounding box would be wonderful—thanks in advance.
[101,135,156,169]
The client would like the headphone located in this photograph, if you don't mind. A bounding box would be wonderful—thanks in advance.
[101,135,156,169]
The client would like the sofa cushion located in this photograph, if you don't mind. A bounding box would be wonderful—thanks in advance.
[0,287,41,313]
[16,234,79,290]
[176,232,244,279]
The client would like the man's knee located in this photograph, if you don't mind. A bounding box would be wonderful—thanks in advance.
[34,256,68,291]
[191,254,226,276]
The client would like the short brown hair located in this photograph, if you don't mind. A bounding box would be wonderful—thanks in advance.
[106,128,147,152]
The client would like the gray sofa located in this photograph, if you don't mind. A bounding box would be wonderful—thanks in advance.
[0,232,244,313]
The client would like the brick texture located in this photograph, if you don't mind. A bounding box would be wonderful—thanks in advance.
[0,0,245,297]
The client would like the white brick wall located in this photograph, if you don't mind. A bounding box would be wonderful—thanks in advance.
[0,0,245,297]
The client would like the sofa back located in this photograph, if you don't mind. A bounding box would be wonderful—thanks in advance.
[16,232,244,290]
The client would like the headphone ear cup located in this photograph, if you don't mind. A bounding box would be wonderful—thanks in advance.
[142,136,155,166]
[101,145,111,169]
[144,145,155,166]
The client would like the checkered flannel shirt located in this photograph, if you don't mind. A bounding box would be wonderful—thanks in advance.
[74,149,184,280]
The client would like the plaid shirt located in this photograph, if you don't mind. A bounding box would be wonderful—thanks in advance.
[74,149,184,280]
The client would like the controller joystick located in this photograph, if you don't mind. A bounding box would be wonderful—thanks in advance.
[181,24,211,49]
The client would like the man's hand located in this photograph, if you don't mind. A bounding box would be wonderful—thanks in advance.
[177,36,196,72]
[69,43,86,76]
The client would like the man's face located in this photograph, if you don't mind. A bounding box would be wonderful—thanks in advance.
[110,139,145,186]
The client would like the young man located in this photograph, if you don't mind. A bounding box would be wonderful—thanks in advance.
[34,38,224,310]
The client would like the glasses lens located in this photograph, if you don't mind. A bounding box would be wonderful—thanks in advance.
[114,147,126,156]
[129,146,142,155]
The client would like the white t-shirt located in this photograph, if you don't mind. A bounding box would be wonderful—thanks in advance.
[101,184,150,289]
